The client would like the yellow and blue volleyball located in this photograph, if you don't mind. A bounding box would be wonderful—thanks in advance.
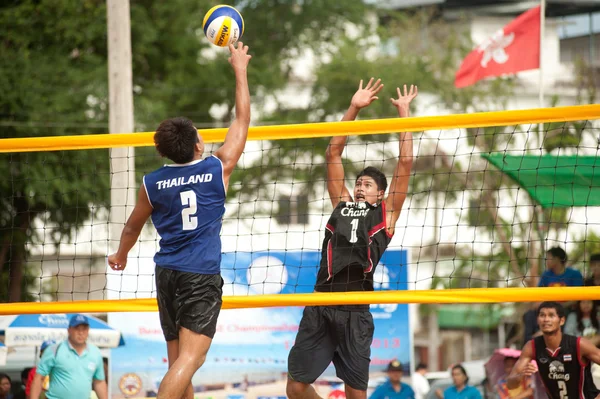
[202,5,244,47]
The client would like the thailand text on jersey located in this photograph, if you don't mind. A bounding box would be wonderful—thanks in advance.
[315,200,393,292]
[143,155,226,274]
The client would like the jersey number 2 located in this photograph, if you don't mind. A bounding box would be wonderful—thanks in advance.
[180,191,198,230]
[350,218,359,243]
[558,381,568,399]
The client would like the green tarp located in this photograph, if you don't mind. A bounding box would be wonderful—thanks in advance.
[481,154,600,208]
[437,304,514,329]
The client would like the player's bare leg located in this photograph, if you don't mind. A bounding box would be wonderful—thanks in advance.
[166,339,194,399]
[345,385,367,399]
[158,327,211,399]
[286,378,323,399]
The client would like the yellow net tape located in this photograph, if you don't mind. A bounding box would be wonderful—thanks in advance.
[0,104,598,153]
[1,287,600,315]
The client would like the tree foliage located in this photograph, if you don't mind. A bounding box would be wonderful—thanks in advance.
[0,0,371,301]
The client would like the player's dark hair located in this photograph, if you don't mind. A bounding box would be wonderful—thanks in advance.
[537,301,566,319]
[546,247,567,264]
[576,300,600,332]
[590,253,600,263]
[356,166,388,192]
[154,117,199,164]
[451,364,469,384]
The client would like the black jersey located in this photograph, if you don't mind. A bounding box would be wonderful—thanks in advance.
[314,201,392,292]
[533,334,595,399]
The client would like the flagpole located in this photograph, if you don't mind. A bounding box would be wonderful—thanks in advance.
[539,0,546,109]
[538,0,548,275]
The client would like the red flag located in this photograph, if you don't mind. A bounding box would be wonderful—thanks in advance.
[454,6,541,88]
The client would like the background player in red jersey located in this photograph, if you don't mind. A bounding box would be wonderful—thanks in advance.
[508,302,600,399]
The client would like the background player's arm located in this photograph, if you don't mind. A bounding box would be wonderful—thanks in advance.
[507,341,537,390]
[327,78,383,208]
[385,85,417,235]
[213,42,252,191]
[580,336,600,364]
[107,185,153,271]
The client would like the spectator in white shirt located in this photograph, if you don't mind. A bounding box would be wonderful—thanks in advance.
[412,363,430,399]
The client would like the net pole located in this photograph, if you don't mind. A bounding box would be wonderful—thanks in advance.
[537,0,547,279]
[107,0,136,299]
[538,0,546,111]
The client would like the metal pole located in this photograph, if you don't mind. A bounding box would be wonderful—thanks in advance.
[107,0,136,291]
[590,13,596,92]
[539,0,546,109]
[591,13,595,65]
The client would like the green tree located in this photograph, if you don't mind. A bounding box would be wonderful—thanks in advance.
[0,0,372,301]
[0,1,110,302]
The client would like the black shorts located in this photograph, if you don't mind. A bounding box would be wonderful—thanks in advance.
[155,266,223,341]
[288,305,374,391]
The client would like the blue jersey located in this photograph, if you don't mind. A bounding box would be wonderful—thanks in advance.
[144,155,226,274]
[538,267,583,287]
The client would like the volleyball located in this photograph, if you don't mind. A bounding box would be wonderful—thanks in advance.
[202,5,244,47]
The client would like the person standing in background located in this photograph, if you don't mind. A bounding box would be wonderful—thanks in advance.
[29,314,106,399]
[370,361,415,399]
[0,374,12,399]
[412,363,430,399]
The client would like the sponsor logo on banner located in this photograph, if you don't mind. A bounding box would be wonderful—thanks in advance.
[119,373,142,396]
[38,314,70,327]
[6,328,117,347]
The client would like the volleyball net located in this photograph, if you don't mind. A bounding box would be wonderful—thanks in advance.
[1,104,600,315]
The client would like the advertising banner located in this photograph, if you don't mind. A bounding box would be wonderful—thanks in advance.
[109,249,410,399]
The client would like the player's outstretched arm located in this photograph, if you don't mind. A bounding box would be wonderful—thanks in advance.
[107,185,153,271]
[384,85,417,236]
[507,341,537,390]
[327,78,383,208]
[214,41,252,191]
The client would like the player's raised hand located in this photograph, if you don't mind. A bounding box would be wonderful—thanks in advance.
[228,41,251,72]
[351,78,384,110]
[108,253,127,272]
[391,84,418,116]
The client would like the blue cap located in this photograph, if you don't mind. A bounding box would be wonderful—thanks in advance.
[40,340,55,352]
[69,314,89,328]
